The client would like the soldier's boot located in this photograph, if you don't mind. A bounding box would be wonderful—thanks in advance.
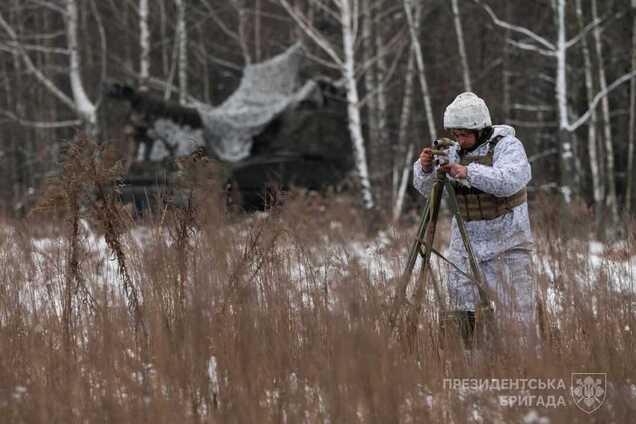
[440,310,476,350]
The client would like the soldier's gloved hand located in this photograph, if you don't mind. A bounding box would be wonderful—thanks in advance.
[419,147,433,172]
[441,163,468,179]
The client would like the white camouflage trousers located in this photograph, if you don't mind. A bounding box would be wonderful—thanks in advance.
[446,249,536,331]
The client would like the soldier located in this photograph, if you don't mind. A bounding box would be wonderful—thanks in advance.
[413,92,537,346]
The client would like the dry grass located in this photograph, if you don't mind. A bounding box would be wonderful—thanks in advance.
[0,138,635,423]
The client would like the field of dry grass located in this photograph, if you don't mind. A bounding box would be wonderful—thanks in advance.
[1,139,635,423]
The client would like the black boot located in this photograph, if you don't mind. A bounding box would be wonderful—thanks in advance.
[440,310,476,349]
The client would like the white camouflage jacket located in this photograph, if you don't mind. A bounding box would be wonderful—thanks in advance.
[412,125,534,262]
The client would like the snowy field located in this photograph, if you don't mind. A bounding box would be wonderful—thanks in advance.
[2,201,633,423]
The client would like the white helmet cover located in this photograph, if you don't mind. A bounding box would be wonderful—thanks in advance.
[443,92,492,130]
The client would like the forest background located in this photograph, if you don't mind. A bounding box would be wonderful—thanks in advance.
[1,0,636,222]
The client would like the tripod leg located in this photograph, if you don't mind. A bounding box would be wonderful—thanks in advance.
[402,176,446,350]
[411,179,444,304]
[443,182,498,343]
[390,172,446,335]
[390,179,436,328]
[400,199,431,289]
[443,182,491,305]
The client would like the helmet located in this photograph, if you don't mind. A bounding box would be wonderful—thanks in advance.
[443,92,492,130]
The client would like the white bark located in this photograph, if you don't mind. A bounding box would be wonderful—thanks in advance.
[139,0,150,89]
[555,0,567,131]
[392,4,419,222]
[375,25,388,154]
[0,110,82,128]
[0,16,73,111]
[362,0,379,148]
[175,0,188,104]
[451,0,471,91]
[159,0,169,75]
[566,71,636,132]
[67,0,97,131]
[481,0,636,203]
[65,0,97,131]
[278,0,343,67]
[555,0,576,201]
[277,0,375,210]
[575,0,603,214]
[0,2,97,132]
[342,0,374,210]
[591,0,618,223]
[403,0,436,141]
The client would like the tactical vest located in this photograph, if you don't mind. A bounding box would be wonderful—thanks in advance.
[451,136,527,221]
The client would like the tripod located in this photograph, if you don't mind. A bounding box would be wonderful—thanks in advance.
[390,167,497,346]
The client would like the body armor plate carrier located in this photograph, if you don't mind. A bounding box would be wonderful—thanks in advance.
[451,136,527,221]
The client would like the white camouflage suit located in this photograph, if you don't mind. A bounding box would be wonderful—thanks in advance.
[413,125,536,329]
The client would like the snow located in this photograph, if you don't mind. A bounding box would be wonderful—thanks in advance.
[23,217,636,320]
[523,410,550,424]
[7,218,636,420]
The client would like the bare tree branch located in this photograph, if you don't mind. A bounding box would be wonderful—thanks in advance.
[355,27,405,79]
[0,41,69,55]
[0,12,77,111]
[567,70,636,132]
[475,0,555,51]
[200,0,241,44]
[507,39,555,56]
[0,110,82,128]
[564,10,626,49]
[279,0,343,67]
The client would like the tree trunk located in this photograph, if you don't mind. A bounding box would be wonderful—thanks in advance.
[362,0,379,156]
[451,0,471,91]
[176,0,188,104]
[576,0,603,229]
[555,0,576,202]
[591,0,618,223]
[342,0,374,210]
[139,0,150,90]
[66,0,97,133]
[392,4,419,222]
[199,27,212,104]
[159,0,170,76]
[403,0,436,141]
[375,20,389,196]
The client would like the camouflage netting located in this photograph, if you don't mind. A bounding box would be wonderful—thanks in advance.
[196,43,317,162]
[145,118,204,161]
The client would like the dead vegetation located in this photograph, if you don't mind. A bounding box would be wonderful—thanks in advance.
[0,137,635,423]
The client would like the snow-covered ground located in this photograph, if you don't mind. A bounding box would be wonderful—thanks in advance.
[9,217,635,423]
[23,217,636,313]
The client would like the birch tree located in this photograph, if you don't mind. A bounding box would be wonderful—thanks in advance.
[139,0,150,90]
[392,1,422,221]
[391,0,437,221]
[359,0,392,205]
[451,0,472,91]
[591,0,618,223]
[479,0,636,206]
[575,0,603,225]
[175,0,188,105]
[404,0,436,143]
[278,0,378,210]
[0,0,97,133]
[362,0,380,154]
